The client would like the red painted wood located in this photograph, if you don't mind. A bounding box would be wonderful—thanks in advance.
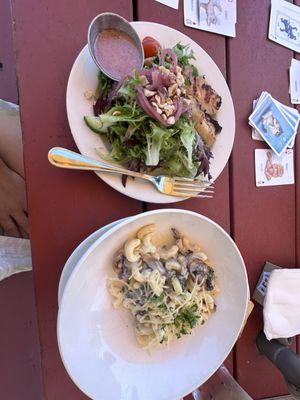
[228,0,297,398]
[0,2,43,399]
[295,0,300,359]
[0,0,18,103]
[0,273,43,400]
[10,1,138,399]
[9,0,299,399]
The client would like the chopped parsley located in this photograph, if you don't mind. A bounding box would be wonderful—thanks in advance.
[174,304,200,338]
[149,293,165,303]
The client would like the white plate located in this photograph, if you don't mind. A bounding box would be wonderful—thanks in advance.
[66,22,235,203]
[58,209,248,400]
[58,217,128,306]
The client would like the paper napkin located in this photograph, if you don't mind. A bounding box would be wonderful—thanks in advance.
[263,268,300,340]
[0,236,32,281]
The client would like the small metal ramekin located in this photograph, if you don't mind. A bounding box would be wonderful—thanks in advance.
[88,12,144,81]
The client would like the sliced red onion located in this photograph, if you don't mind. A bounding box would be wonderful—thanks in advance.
[169,64,178,74]
[159,48,178,66]
[173,97,183,122]
[139,69,153,82]
[149,70,163,90]
[140,69,171,91]
[149,69,161,89]
[93,96,103,116]
[106,80,123,107]
[93,80,123,116]
[182,99,192,115]
[136,85,168,126]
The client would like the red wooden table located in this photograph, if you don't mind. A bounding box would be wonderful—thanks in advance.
[9,0,300,398]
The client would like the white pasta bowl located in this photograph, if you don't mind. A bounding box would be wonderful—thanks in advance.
[57,209,249,400]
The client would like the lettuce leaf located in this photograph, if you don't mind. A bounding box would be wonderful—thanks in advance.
[145,122,171,166]
[85,67,211,179]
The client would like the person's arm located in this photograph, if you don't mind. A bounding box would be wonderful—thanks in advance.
[0,157,28,237]
[0,100,24,178]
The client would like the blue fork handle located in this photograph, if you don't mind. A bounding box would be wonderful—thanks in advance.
[48,147,124,171]
[47,147,148,180]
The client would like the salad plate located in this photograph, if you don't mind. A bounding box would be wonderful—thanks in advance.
[66,22,235,203]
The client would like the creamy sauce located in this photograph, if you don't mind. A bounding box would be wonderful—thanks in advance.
[94,29,141,80]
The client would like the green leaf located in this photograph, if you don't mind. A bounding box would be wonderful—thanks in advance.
[150,293,165,303]
[172,42,196,67]
[95,71,114,100]
[117,73,141,102]
[179,122,196,169]
[145,122,172,166]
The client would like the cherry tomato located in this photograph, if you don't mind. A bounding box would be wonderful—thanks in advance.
[142,36,161,58]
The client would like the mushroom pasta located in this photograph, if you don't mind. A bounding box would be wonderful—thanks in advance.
[108,224,219,350]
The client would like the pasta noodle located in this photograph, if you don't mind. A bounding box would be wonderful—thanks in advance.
[108,224,218,350]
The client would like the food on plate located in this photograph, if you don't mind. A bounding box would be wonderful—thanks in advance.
[191,98,222,148]
[94,29,142,80]
[84,37,222,179]
[142,36,161,58]
[108,224,219,350]
[193,75,222,116]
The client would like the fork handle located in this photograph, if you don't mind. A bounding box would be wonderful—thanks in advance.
[48,147,148,180]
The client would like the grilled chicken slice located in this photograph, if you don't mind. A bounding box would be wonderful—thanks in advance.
[191,99,222,148]
[193,76,222,115]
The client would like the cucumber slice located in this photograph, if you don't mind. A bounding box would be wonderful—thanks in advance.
[84,116,103,133]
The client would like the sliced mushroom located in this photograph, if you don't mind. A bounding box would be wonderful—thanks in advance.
[177,254,188,275]
[114,253,131,281]
[171,228,181,240]
[158,245,179,260]
[113,252,124,273]
[205,266,215,291]
[188,258,209,282]
[177,274,187,290]
[142,254,166,275]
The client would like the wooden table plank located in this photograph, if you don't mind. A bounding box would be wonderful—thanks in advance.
[10,1,139,399]
[0,0,18,103]
[227,1,297,398]
[0,2,43,399]
[295,0,300,360]
[10,1,299,399]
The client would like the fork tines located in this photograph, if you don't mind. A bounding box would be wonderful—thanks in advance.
[172,179,214,198]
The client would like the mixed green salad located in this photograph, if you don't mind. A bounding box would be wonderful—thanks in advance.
[84,40,222,180]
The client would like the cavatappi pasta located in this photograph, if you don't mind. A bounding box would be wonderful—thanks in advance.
[108,224,219,350]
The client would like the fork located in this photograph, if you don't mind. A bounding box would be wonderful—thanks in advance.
[48,147,214,198]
